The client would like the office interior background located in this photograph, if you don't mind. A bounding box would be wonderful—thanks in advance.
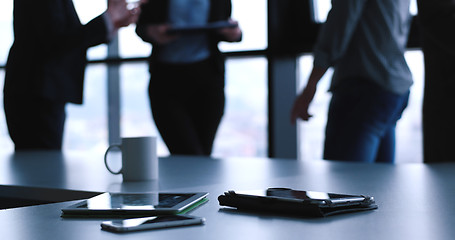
[0,0,422,163]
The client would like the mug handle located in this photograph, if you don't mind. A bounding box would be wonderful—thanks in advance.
[104,145,122,175]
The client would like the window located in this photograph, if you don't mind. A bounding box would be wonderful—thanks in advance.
[117,0,268,157]
[219,0,267,51]
[73,0,108,60]
[116,0,268,59]
[0,0,13,150]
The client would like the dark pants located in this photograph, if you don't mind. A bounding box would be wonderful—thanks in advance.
[4,94,66,151]
[149,58,225,156]
[324,78,409,163]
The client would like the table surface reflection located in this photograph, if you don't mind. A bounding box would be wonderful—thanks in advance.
[1,150,454,240]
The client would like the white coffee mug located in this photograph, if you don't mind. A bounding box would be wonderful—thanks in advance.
[104,136,159,182]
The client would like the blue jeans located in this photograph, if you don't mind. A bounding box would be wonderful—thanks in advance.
[323,79,409,163]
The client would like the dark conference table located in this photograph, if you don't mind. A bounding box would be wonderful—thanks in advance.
[0,150,454,240]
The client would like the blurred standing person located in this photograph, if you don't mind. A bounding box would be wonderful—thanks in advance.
[136,0,242,156]
[290,0,413,163]
[417,0,455,163]
[3,0,143,151]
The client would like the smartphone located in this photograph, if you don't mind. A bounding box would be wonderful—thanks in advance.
[265,188,373,206]
[101,215,205,233]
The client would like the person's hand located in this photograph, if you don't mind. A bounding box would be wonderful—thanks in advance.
[145,24,179,45]
[107,0,145,29]
[290,82,316,124]
[290,66,327,124]
[218,19,242,42]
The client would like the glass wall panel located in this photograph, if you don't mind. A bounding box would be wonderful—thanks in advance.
[116,0,268,58]
[118,62,169,155]
[117,0,268,157]
[312,0,331,23]
[0,1,14,151]
[296,55,331,161]
[396,50,423,163]
[214,57,267,157]
[64,64,109,152]
[118,57,267,158]
[118,26,151,58]
[219,0,267,52]
[0,0,13,66]
[73,0,108,60]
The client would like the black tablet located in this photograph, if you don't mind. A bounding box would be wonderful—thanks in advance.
[167,21,238,34]
[265,188,372,206]
[218,188,377,217]
[61,192,208,218]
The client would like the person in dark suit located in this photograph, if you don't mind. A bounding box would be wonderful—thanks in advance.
[3,0,142,151]
[135,0,242,156]
[417,0,455,163]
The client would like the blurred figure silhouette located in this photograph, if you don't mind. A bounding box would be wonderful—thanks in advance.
[417,0,455,163]
[136,0,242,156]
[291,0,413,163]
[3,0,143,151]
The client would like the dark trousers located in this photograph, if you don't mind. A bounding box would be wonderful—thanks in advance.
[324,78,409,163]
[4,94,66,151]
[149,58,225,156]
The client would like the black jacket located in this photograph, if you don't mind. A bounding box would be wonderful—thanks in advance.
[4,0,109,104]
